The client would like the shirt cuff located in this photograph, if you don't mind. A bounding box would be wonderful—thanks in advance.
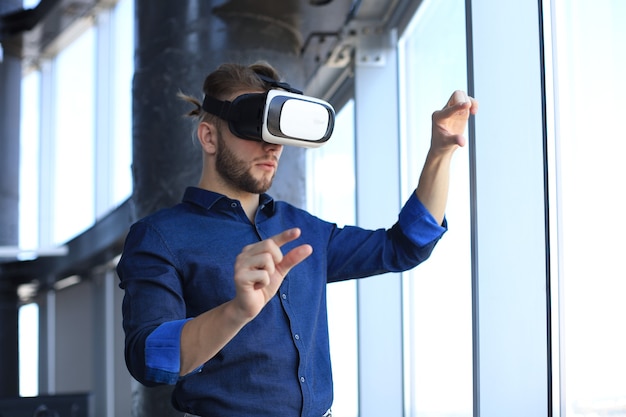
[398,193,448,247]
[145,318,191,384]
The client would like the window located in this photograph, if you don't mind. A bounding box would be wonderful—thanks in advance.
[19,69,40,250]
[549,1,626,415]
[19,0,134,247]
[104,0,134,210]
[50,27,97,244]
[18,303,39,397]
[17,0,135,398]
[399,0,472,415]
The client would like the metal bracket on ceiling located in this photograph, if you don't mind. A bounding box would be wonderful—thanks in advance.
[325,33,356,68]
[321,20,396,69]
[352,21,396,67]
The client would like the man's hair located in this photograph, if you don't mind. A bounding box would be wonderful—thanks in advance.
[178,61,282,128]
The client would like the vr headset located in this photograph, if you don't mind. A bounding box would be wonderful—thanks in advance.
[201,76,335,148]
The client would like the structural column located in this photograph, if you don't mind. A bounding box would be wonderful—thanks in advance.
[0,0,24,399]
[0,281,19,397]
[132,0,308,218]
[352,27,404,417]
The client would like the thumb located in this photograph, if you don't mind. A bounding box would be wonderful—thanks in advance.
[276,244,313,277]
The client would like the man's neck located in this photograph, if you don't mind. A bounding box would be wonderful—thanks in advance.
[235,193,261,223]
[198,180,260,223]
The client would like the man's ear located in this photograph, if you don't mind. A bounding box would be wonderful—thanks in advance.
[197,121,218,154]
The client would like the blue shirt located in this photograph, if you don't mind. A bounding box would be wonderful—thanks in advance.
[118,186,446,417]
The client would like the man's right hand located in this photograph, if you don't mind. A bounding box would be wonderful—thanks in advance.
[232,228,313,321]
[180,228,312,375]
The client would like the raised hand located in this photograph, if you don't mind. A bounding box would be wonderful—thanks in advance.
[431,90,479,152]
[415,90,479,224]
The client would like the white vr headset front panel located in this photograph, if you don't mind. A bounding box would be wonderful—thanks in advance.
[262,90,335,148]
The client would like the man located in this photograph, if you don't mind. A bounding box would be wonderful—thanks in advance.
[118,61,478,417]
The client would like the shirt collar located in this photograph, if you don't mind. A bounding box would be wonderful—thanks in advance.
[182,186,275,214]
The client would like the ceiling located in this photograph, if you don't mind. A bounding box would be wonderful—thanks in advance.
[0,0,422,289]
[0,0,421,94]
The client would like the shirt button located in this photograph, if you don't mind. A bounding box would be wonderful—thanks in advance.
[294,334,300,340]
[300,376,305,383]
[281,293,287,299]
[230,202,237,208]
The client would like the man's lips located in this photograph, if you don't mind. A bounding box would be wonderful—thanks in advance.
[255,159,277,170]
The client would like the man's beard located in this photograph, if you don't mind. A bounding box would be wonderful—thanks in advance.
[215,130,276,194]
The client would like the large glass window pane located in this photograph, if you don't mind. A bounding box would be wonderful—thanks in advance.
[306,99,358,417]
[18,303,39,397]
[550,1,626,415]
[110,0,134,206]
[52,28,96,244]
[399,1,472,416]
[19,70,40,249]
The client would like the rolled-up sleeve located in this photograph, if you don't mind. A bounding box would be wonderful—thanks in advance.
[117,221,189,386]
[323,193,448,282]
[144,319,191,384]
[398,193,447,247]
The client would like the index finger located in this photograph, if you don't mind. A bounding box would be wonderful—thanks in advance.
[269,228,303,248]
[443,90,468,108]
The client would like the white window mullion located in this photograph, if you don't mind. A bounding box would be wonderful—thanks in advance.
[353,25,404,417]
